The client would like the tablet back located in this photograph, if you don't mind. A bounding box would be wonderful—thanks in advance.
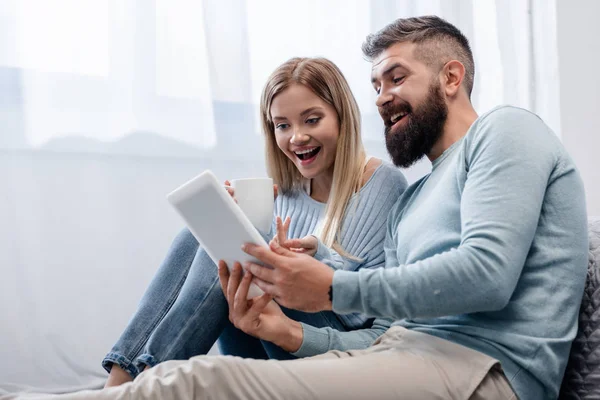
[167,170,266,298]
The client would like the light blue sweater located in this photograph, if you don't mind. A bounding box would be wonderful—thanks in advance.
[267,162,407,357]
[332,106,588,399]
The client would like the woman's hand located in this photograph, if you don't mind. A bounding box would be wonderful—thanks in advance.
[224,180,236,202]
[217,260,303,353]
[270,216,318,257]
[224,180,279,202]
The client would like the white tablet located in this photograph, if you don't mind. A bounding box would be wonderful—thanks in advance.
[167,170,267,299]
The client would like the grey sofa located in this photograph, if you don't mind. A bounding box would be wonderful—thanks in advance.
[559,218,600,399]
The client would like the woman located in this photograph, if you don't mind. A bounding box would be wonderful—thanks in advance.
[104,57,407,386]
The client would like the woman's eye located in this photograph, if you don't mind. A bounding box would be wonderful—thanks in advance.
[393,76,405,84]
[276,123,289,130]
[306,117,320,124]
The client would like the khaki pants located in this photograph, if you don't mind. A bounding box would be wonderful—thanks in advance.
[31,327,516,400]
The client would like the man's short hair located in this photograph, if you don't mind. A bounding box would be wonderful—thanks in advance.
[363,16,475,97]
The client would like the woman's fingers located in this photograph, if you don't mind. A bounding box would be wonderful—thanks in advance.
[234,271,253,313]
[276,216,286,244]
[227,262,243,305]
[250,293,273,314]
[281,235,318,256]
[284,237,315,249]
[217,260,230,295]
[224,180,237,203]
[275,216,292,247]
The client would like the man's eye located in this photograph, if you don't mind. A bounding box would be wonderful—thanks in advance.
[306,117,320,124]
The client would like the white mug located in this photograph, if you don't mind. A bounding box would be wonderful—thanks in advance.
[226,178,274,235]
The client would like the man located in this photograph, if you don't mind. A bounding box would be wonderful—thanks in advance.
[48,16,587,400]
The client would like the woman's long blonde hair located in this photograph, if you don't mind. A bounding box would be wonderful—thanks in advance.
[260,57,366,256]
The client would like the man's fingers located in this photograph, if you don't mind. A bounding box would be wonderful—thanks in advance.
[252,277,279,298]
[242,243,287,268]
[243,261,276,283]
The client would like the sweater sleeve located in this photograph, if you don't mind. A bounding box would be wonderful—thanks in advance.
[313,237,348,270]
[291,317,392,358]
[331,108,559,319]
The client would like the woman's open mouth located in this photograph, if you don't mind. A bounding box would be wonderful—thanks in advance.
[294,147,321,165]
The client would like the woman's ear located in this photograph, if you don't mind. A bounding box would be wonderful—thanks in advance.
[442,60,466,98]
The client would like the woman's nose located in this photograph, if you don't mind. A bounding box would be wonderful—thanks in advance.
[290,130,310,145]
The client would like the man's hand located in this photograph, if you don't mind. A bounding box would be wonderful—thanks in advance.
[241,241,334,312]
[217,261,303,352]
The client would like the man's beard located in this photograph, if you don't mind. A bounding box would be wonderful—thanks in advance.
[382,82,448,168]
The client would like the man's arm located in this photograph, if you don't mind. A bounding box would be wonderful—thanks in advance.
[242,108,559,318]
[333,108,558,319]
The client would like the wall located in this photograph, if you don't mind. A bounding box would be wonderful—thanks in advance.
[557,0,600,216]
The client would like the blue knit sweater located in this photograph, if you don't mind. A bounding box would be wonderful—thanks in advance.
[332,106,588,399]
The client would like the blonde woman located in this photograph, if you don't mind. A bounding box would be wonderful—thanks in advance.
[103,57,407,387]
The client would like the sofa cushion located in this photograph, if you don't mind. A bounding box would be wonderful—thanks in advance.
[559,217,600,399]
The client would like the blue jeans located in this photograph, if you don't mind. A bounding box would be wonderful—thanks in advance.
[102,229,347,378]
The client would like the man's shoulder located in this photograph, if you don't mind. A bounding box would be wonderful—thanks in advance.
[474,105,545,136]
[462,105,565,173]
[481,104,538,120]
[465,105,556,152]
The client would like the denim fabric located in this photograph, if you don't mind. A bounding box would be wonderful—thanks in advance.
[102,229,228,377]
[218,321,269,360]
[103,228,349,378]
[102,229,202,377]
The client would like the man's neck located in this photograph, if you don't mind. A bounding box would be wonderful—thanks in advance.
[428,104,478,162]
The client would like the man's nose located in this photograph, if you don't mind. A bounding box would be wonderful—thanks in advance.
[376,89,393,108]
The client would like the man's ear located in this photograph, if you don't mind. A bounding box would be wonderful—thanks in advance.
[441,60,465,98]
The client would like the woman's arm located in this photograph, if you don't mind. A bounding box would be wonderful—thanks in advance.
[218,259,391,356]
[290,317,392,358]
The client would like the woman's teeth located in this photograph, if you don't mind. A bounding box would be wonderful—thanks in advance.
[294,147,321,160]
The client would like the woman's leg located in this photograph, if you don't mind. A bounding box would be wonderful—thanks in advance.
[134,246,231,370]
[218,320,269,360]
[103,228,200,382]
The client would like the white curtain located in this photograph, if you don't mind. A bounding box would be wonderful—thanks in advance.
[0,0,560,393]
